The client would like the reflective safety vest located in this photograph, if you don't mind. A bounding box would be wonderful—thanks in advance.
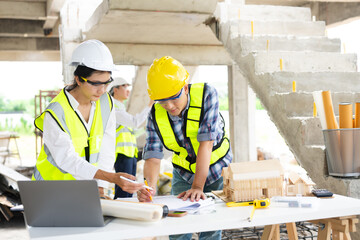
[115,124,138,158]
[32,88,113,180]
[151,83,230,174]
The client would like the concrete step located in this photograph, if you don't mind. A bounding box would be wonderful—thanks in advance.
[274,92,360,117]
[298,145,360,199]
[218,3,312,22]
[227,20,325,37]
[227,35,340,57]
[259,72,360,94]
[254,51,357,73]
[289,117,324,146]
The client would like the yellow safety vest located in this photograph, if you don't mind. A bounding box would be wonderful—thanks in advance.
[115,124,138,158]
[32,88,113,180]
[152,83,230,173]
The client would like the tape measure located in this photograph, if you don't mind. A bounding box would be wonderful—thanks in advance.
[226,198,270,208]
[226,198,270,222]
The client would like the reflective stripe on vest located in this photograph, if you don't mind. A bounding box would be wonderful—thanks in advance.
[32,89,112,180]
[152,83,230,173]
[115,125,138,158]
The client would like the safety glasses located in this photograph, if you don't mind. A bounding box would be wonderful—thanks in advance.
[156,88,183,104]
[81,76,114,86]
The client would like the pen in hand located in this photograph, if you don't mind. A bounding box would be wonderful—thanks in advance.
[144,178,153,202]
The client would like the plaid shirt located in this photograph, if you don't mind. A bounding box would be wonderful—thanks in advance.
[143,83,232,185]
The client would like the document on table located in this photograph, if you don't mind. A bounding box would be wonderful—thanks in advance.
[117,195,215,214]
[152,195,215,213]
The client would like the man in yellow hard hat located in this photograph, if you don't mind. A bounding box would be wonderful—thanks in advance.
[137,56,233,240]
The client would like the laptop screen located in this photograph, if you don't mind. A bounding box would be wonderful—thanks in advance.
[18,180,105,227]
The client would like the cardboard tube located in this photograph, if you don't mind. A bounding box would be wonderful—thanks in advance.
[355,102,360,128]
[354,103,360,173]
[353,129,360,172]
[100,199,167,222]
[339,103,353,128]
[322,91,339,129]
[339,103,354,174]
[322,91,342,174]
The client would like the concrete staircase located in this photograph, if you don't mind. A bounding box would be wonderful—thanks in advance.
[216,3,360,198]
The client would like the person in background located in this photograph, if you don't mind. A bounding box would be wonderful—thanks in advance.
[108,77,154,198]
[32,39,144,198]
[137,56,233,240]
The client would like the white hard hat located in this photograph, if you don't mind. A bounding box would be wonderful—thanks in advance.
[107,77,131,93]
[113,77,131,86]
[69,39,117,71]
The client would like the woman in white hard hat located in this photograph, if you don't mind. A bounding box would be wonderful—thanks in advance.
[108,77,154,199]
[32,39,144,198]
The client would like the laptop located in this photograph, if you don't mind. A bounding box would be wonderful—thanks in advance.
[18,180,109,227]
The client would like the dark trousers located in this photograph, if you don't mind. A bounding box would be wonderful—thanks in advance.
[114,153,137,199]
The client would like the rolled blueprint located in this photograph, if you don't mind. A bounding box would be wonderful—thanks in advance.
[339,103,353,174]
[312,91,327,130]
[101,199,168,222]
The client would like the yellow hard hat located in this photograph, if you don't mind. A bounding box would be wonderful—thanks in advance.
[147,56,189,100]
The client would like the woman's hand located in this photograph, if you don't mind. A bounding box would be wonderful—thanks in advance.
[114,172,144,193]
[95,170,143,194]
[177,187,206,202]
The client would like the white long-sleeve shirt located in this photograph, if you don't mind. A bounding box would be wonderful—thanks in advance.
[114,99,150,129]
[42,89,115,188]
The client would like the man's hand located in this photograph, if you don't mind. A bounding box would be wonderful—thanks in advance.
[137,187,156,202]
[177,187,206,202]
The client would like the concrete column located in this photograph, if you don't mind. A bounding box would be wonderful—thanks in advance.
[228,64,256,162]
[127,66,150,115]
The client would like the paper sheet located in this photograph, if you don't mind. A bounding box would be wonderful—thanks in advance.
[152,195,214,212]
[312,91,327,129]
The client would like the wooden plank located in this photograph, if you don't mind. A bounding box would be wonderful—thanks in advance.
[272,224,280,240]
[261,225,277,240]
[332,230,344,240]
[317,221,332,240]
[286,222,299,240]
[331,221,348,233]
[0,203,13,221]
[349,218,358,232]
